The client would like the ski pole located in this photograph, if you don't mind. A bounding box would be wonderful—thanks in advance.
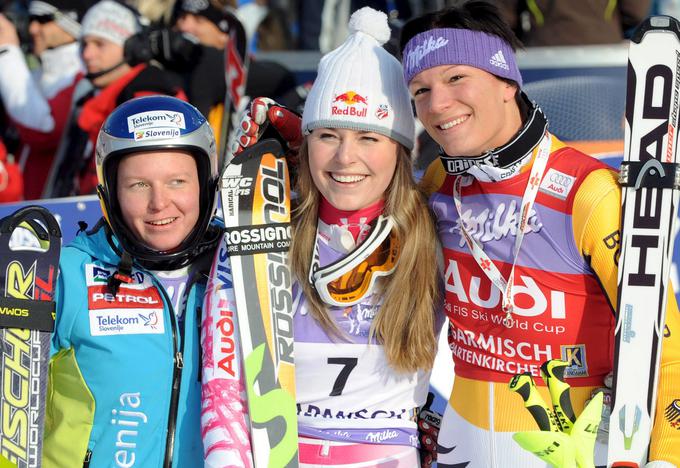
[509,372,560,432]
[541,359,577,434]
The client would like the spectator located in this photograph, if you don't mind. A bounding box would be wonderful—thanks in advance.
[172,0,300,151]
[238,0,293,51]
[0,0,91,200]
[296,0,412,52]
[45,0,186,198]
[496,0,652,46]
[0,138,22,202]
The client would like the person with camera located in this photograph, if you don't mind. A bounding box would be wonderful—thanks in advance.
[170,0,301,151]
[44,0,186,198]
[0,0,91,200]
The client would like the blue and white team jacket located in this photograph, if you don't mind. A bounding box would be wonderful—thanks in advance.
[43,222,204,468]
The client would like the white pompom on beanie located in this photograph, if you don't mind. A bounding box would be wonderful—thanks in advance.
[81,0,140,46]
[302,7,415,150]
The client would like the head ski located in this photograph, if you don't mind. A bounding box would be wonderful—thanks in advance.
[608,16,680,467]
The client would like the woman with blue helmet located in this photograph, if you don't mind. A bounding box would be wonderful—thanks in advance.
[42,95,249,467]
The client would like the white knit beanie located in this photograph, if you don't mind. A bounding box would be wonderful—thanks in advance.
[81,0,140,46]
[302,7,415,150]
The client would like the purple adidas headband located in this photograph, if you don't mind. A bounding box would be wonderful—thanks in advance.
[402,28,523,87]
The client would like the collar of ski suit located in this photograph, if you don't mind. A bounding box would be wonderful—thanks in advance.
[438,91,548,182]
[77,64,147,135]
[317,197,384,252]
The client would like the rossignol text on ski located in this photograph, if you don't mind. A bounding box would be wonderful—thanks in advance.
[219,139,298,467]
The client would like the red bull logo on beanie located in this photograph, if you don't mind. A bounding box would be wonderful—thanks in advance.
[332,91,368,105]
[331,90,368,117]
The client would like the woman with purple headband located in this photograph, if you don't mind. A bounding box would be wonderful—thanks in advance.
[400,1,679,467]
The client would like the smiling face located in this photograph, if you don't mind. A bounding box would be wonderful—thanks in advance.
[117,150,200,252]
[307,128,398,211]
[409,64,522,157]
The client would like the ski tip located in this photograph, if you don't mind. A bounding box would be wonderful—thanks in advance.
[0,205,62,238]
[630,15,680,44]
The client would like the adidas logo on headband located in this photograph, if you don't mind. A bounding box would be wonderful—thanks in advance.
[489,50,510,70]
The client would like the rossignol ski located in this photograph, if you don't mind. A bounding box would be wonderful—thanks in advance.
[220,7,249,167]
[201,232,253,467]
[608,16,680,468]
[219,139,298,467]
[0,206,61,467]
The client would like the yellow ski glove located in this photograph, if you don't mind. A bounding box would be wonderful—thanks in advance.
[509,359,604,468]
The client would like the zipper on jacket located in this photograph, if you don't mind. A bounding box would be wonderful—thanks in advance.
[155,280,184,468]
[83,449,92,468]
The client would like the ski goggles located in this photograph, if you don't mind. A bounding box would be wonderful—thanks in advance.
[309,215,399,307]
[29,14,55,24]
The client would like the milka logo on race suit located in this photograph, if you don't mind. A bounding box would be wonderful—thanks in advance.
[539,169,576,200]
[453,200,542,248]
[404,35,449,73]
[365,430,399,443]
[342,303,376,336]
[110,392,148,468]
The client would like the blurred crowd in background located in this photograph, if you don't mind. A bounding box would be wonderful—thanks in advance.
[0,0,675,203]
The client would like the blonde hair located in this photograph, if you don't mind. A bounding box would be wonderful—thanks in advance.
[289,139,440,373]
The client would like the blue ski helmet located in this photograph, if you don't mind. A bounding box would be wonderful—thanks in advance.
[95,95,219,269]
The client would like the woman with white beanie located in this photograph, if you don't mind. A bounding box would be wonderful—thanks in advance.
[212,6,442,467]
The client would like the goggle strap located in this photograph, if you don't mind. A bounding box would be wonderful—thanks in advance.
[310,215,394,283]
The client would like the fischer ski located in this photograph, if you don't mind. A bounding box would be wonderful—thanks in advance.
[608,16,680,468]
[220,7,250,168]
[0,206,61,467]
[218,139,298,467]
